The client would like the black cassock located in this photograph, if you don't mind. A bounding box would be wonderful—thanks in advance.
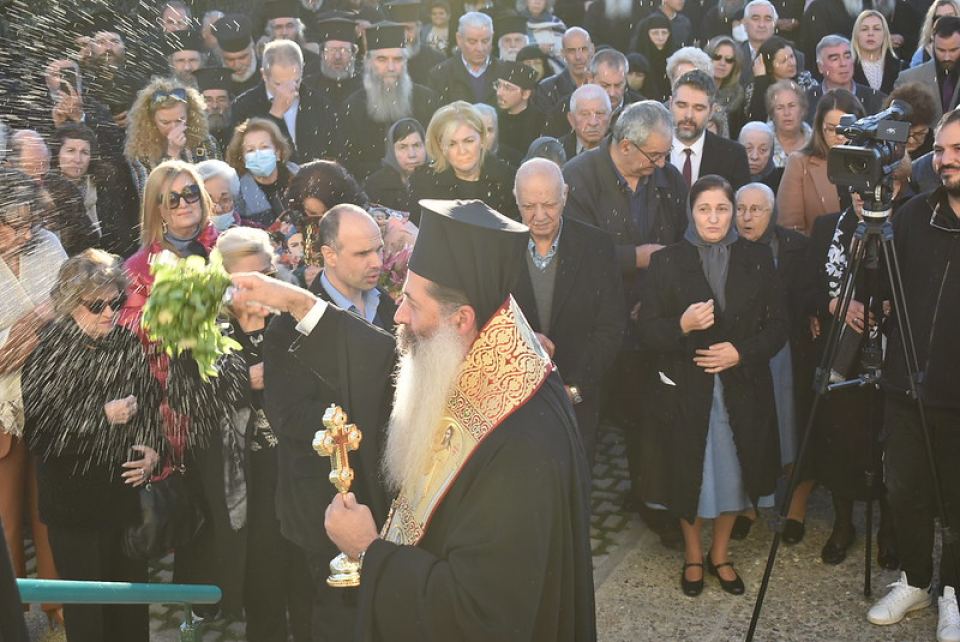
[354,372,597,642]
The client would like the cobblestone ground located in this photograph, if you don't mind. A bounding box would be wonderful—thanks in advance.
[22,422,942,641]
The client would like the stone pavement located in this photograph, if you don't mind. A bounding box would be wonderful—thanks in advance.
[23,423,943,641]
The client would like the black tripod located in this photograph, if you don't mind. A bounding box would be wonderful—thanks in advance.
[745,186,958,640]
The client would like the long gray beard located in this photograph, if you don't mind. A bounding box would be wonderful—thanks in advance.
[383,323,467,496]
[207,110,232,132]
[363,67,414,124]
[605,0,633,21]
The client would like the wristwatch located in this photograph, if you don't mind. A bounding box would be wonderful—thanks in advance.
[568,385,583,405]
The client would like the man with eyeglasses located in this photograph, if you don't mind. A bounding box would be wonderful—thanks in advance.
[533,27,594,117]
[308,14,363,107]
[564,102,687,545]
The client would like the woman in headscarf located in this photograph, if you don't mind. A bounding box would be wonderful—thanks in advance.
[629,14,676,103]
[363,118,427,214]
[729,182,814,542]
[637,174,786,597]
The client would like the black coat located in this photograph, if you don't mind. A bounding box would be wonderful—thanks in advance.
[514,219,626,454]
[409,154,519,222]
[636,239,788,521]
[699,130,752,190]
[407,45,447,87]
[339,84,438,181]
[262,307,396,556]
[232,82,337,164]
[364,164,417,213]
[306,73,363,109]
[804,82,887,122]
[802,0,855,67]
[532,68,578,116]
[22,321,165,529]
[427,56,503,105]
[853,52,905,96]
[583,0,652,53]
[497,105,547,159]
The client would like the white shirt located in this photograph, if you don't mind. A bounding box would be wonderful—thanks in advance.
[670,133,706,184]
[295,298,329,335]
[266,90,300,145]
[461,55,490,78]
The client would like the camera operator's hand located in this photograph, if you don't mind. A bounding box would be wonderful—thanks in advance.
[681,299,715,334]
[829,298,874,334]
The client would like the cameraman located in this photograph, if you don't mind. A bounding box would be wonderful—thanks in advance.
[867,108,960,642]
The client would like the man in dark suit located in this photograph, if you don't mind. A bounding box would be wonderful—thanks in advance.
[513,159,625,467]
[895,16,960,123]
[307,204,398,332]
[559,83,612,160]
[231,39,337,164]
[533,27,594,129]
[805,34,886,121]
[428,11,503,105]
[669,69,751,189]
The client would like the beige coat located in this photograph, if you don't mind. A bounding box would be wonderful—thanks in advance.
[776,151,840,235]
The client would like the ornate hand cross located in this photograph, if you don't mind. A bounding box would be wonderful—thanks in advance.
[313,404,363,495]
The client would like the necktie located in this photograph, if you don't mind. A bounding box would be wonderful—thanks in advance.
[944,70,958,112]
[682,148,693,187]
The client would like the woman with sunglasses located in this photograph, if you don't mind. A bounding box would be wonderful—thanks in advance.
[852,11,903,95]
[0,168,67,635]
[706,36,745,134]
[124,77,220,198]
[21,249,164,642]
[742,36,813,124]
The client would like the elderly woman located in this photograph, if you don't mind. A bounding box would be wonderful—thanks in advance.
[49,123,141,257]
[226,118,299,229]
[637,174,785,597]
[411,101,518,222]
[124,77,220,197]
[777,89,864,235]
[738,121,781,190]
[743,37,814,124]
[911,0,960,66]
[729,183,813,542]
[364,118,427,214]
[629,14,676,103]
[196,159,243,232]
[165,227,311,639]
[706,37,745,134]
[0,169,66,631]
[765,80,812,168]
[22,249,164,642]
[852,11,903,95]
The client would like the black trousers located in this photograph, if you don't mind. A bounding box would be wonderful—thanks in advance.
[883,397,960,590]
[46,524,148,642]
[305,550,360,642]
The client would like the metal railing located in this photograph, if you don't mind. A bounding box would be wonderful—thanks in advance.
[17,579,222,642]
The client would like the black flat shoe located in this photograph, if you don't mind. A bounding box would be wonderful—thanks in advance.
[821,526,856,565]
[782,519,806,545]
[681,562,704,597]
[707,555,745,595]
[731,515,754,541]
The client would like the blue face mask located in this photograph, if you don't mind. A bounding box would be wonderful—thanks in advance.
[244,149,278,177]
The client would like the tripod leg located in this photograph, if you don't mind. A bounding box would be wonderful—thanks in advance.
[865,497,873,596]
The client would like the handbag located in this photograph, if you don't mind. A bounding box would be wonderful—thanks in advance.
[122,470,206,560]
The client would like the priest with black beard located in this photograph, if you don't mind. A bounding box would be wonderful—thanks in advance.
[331,199,595,641]
[340,22,438,181]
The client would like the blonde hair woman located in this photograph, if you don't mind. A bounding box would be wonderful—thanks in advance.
[852,11,903,94]
[124,77,220,196]
[911,0,960,66]
[410,101,518,222]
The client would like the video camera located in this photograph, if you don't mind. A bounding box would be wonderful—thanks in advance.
[826,100,913,218]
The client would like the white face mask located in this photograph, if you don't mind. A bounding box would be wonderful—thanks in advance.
[212,210,235,232]
[732,24,748,42]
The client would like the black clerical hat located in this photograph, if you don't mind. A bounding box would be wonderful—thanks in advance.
[161,28,205,56]
[262,0,302,21]
[365,22,407,51]
[409,200,529,325]
[213,14,253,53]
[385,0,423,24]
[312,15,359,44]
[194,67,232,93]
[495,61,538,90]
[494,13,528,38]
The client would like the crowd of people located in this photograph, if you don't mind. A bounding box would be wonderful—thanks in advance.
[0,0,959,640]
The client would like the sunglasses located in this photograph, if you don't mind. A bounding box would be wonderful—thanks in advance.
[152,87,189,106]
[711,53,736,64]
[82,292,127,314]
[162,184,202,208]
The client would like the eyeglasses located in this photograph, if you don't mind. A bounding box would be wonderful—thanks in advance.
[711,53,736,64]
[152,87,189,106]
[907,128,929,143]
[630,141,668,165]
[82,292,127,314]
[162,184,202,208]
[322,45,355,57]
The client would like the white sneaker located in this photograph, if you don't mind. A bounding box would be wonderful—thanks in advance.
[939,586,960,642]
[867,572,932,625]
